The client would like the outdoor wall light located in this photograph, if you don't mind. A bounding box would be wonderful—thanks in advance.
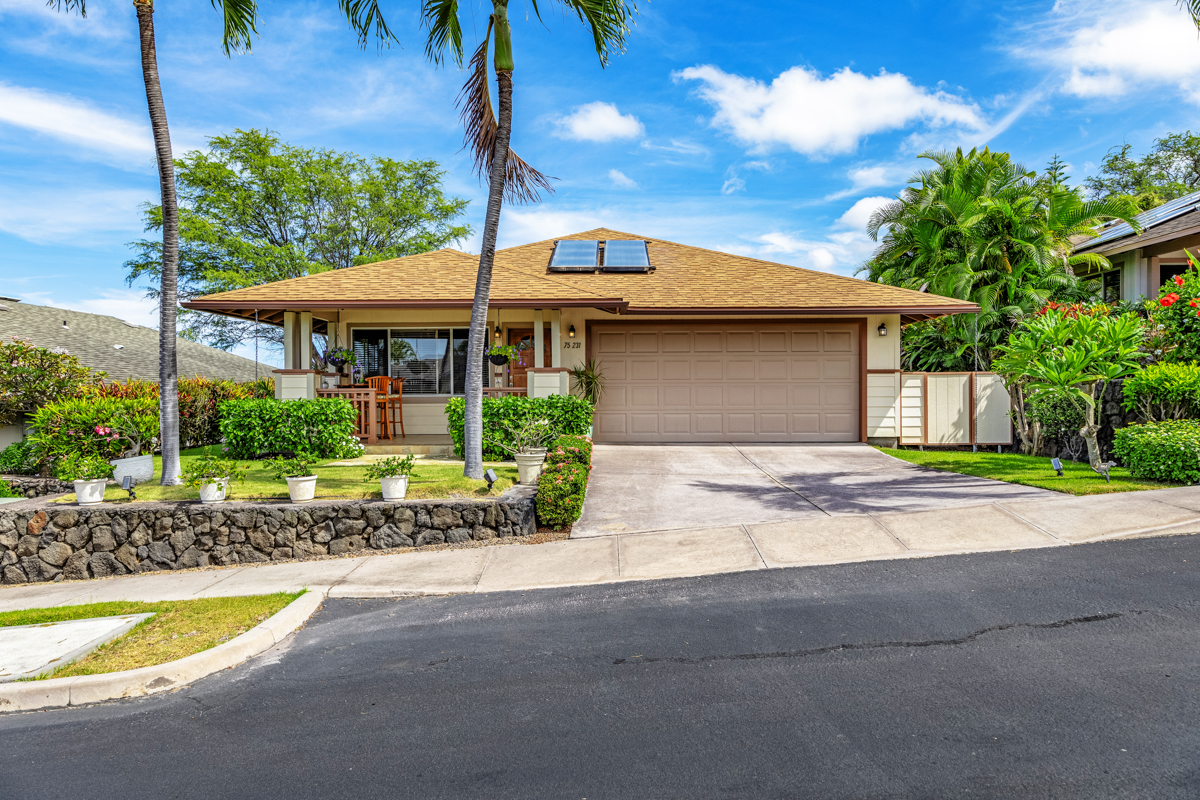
[568,325,576,338]
[877,322,887,337]
[493,325,501,339]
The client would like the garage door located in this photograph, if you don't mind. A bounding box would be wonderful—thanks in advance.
[591,322,860,443]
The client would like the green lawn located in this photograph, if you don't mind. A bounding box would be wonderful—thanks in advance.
[56,448,518,504]
[877,447,1186,496]
[1,593,301,678]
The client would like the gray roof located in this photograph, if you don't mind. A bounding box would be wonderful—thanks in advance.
[0,299,274,383]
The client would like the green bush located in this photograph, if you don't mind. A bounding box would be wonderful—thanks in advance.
[536,461,590,529]
[1121,362,1200,421]
[55,451,116,481]
[0,338,100,425]
[27,398,159,463]
[1113,420,1200,484]
[546,435,592,470]
[0,440,39,475]
[218,398,363,459]
[0,481,20,498]
[1028,389,1086,440]
[444,395,593,460]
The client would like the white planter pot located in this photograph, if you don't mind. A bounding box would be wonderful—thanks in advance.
[380,475,409,501]
[285,474,318,503]
[514,451,547,485]
[109,454,154,486]
[198,479,229,504]
[74,479,107,506]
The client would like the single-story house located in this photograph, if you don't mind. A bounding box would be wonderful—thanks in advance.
[183,228,978,445]
[0,298,273,448]
[1074,189,1200,300]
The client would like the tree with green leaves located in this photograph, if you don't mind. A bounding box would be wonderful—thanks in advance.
[1084,132,1200,211]
[862,148,1140,370]
[993,310,1144,472]
[49,0,396,487]
[125,129,471,354]
[416,0,636,480]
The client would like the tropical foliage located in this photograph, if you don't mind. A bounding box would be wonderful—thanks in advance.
[0,338,99,426]
[862,148,1140,370]
[1114,420,1200,484]
[1084,131,1200,211]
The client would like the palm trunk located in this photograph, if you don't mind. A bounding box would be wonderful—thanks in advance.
[463,67,515,480]
[135,1,182,486]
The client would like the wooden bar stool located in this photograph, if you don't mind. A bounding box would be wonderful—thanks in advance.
[390,377,405,438]
[365,376,393,441]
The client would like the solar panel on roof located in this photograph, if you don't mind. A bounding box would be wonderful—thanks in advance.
[548,240,600,272]
[601,240,651,272]
[1087,189,1200,247]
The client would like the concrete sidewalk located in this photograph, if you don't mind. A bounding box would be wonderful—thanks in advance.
[3,485,1200,612]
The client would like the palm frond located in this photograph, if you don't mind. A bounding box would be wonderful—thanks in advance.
[422,0,463,66]
[44,0,85,16]
[211,0,260,56]
[338,0,397,49]
[539,0,636,66]
[1181,0,1200,29]
[457,27,554,204]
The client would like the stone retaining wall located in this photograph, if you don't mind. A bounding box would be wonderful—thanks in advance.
[1,476,73,499]
[0,492,536,584]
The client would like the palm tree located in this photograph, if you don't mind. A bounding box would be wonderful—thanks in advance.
[420,0,636,480]
[49,0,393,485]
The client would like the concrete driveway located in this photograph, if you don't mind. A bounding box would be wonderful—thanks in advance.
[573,443,1061,537]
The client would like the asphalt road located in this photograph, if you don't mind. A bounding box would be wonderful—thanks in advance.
[4,535,1200,799]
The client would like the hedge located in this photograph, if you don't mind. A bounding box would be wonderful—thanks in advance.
[27,397,159,464]
[536,434,594,529]
[1113,420,1200,484]
[218,398,364,459]
[1121,362,1200,422]
[79,376,275,449]
[444,395,593,461]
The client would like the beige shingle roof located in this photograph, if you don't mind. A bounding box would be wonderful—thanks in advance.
[184,228,976,321]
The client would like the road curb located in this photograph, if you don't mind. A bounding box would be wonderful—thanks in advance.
[0,590,325,713]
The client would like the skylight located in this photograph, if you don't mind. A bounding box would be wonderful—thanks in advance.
[548,240,600,272]
[602,240,651,272]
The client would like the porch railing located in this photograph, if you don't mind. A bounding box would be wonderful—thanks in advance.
[316,388,378,444]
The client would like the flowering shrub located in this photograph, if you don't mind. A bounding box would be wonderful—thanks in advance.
[1113,420,1200,484]
[535,434,594,529]
[0,440,39,475]
[1147,251,1200,362]
[28,397,159,464]
[55,451,116,482]
[0,337,99,425]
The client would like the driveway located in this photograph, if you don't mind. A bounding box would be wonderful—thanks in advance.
[573,443,1061,537]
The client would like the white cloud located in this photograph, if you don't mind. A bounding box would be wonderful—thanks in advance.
[676,64,984,156]
[608,169,638,189]
[1021,0,1200,101]
[19,289,159,330]
[748,197,887,273]
[0,82,152,161]
[721,176,746,195]
[0,186,146,244]
[835,196,892,232]
[824,162,912,200]
[552,101,644,142]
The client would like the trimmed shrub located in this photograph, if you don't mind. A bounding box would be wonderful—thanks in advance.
[1121,362,1200,421]
[79,376,275,448]
[1028,389,1086,441]
[27,397,159,463]
[545,435,592,470]
[536,461,590,528]
[219,398,363,459]
[444,395,592,461]
[0,440,39,475]
[1113,420,1200,484]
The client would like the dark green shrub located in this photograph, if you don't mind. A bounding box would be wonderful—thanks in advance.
[28,398,159,462]
[218,398,363,459]
[1121,362,1200,421]
[0,440,39,475]
[536,461,590,528]
[1113,420,1200,484]
[0,481,20,499]
[546,435,592,469]
[1028,389,1086,440]
[444,395,592,460]
[0,338,100,425]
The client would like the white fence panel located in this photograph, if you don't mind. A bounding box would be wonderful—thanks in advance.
[899,374,924,444]
[926,374,970,444]
[974,373,1013,445]
[899,372,1012,446]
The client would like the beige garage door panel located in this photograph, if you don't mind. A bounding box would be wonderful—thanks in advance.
[592,323,860,443]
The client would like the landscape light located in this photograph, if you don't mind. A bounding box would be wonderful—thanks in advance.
[1051,457,1064,477]
[484,468,497,490]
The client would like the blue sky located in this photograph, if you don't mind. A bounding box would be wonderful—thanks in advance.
[3,0,1200,364]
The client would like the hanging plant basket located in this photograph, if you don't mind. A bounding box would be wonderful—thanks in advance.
[489,354,510,366]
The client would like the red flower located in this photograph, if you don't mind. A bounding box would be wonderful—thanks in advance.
[1161,293,1180,307]
[1175,275,1186,286]
[1190,300,1198,308]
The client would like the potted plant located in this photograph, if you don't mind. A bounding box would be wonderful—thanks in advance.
[323,346,357,388]
[182,450,246,504]
[364,454,416,500]
[57,452,114,506]
[100,411,156,486]
[487,417,554,484]
[487,343,520,366]
[267,454,318,503]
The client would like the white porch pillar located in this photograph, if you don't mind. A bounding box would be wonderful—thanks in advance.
[533,309,544,368]
[550,310,561,368]
[299,311,313,370]
[283,312,297,368]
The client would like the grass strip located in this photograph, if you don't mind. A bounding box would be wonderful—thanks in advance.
[877,447,1183,496]
[0,593,301,679]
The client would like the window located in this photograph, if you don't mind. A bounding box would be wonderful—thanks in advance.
[1103,270,1121,303]
[352,328,487,395]
[1161,264,1187,290]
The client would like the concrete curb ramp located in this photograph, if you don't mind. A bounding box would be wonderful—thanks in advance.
[0,590,324,713]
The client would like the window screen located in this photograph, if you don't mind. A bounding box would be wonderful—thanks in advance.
[352,330,387,378]
[452,328,489,394]
[1104,270,1122,303]
[390,329,450,394]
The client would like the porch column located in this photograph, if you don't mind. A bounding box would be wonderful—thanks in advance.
[283,312,297,368]
[550,310,561,367]
[533,309,545,368]
[299,311,313,370]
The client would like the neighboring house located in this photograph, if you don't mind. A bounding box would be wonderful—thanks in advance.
[0,298,273,448]
[184,228,977,445]
[1074,189,1200,301]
